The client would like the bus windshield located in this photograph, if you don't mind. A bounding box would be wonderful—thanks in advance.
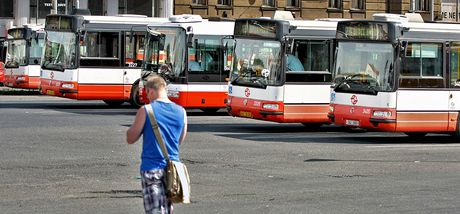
[42,31,77,71]
[144,27,186,81]
[5,39,27,68]
[333,42,395,94]
[230,38,282,88]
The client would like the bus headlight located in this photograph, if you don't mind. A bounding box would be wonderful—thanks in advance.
[168,90,180,98]
[262,103,279,110]
[61,83,75,89]
[373,111,392,118]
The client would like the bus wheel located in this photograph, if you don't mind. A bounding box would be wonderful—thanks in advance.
[404,132,427,138]
[201,108,220,113]
[130,83,142,108]
[103,100,125,106]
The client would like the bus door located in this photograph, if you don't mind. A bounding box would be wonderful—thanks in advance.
[448,42,460,131]
[397,42,449,132]
[124,30,146,100]
[283,39,332,122]
[79,31,123,99]
[187,36,226,107]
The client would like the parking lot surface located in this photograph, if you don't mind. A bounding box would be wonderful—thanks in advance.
[1,96,460,213]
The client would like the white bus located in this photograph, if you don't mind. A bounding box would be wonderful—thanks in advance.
[139,15,234,111]
[227,17,337,125]
[3,25,44,89]
[329,14,460,137]
[40,14,166,106]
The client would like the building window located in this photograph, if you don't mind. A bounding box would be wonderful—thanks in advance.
[30,0,66,20]
[217,0,232,6]
[0,1,13,18]
[351,0,365,10]
[263,0,276,7]
[119,0,152,16]
[329,0,342,9]
[286,0,300,7]
[414,0,430,11]
[192,0,207,5]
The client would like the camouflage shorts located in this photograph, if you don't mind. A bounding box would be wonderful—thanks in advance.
[141,170,173,214]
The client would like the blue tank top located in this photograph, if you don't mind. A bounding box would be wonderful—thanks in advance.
[141,101,185,171]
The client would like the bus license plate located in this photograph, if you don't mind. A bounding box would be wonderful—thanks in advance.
[46,90,55,95]
[239,111,252,118]
[345,119,359,126]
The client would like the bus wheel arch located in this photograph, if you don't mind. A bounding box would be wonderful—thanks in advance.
[129,79,142,108]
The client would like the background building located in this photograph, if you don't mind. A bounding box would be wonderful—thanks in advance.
[0,0,173,37]
[175,0,441,21]
[0,0,447,38]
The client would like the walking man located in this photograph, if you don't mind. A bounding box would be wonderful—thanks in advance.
[126,74,187,214]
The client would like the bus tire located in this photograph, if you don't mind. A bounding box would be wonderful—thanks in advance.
[404,132,427,138]
[451,113,460,139]
[103,100,125,106]
[201,108,220,113]
[130,81,142,108]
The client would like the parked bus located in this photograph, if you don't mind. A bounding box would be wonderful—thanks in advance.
[0,38,6,85]
[226,17,337,125]
[3,25,44,89]
[40,14,166,106]
[329,13,460,137]
[139,15,234,111]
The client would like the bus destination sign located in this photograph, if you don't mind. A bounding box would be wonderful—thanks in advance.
[234,19,278,39]
[45,16,74,31]
[336,22,390,41]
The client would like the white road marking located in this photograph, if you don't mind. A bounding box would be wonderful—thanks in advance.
[366,144,460,148]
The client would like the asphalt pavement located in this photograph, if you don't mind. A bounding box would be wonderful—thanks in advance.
[1,95,460,214]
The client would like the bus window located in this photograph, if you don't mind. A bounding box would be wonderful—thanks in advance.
[286,40,331,83]
[188,37,222,82]
[80,32,120,67]
[29,34,44,65]
[400,42,444,88]
[451,42,460,88]
[125,32,145,68]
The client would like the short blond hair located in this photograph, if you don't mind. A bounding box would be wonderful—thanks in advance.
[145,74,167,90]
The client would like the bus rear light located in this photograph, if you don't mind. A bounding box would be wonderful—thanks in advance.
[372,111,392,118]
[61,83,75,89]
[262,103,279,110]
[168,90,180,98]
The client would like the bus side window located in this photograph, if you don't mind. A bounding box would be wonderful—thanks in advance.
[450,42,460,88]
[80,32,120,67]
[400,42,444,88]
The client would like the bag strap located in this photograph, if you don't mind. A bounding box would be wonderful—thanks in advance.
[145,104,170,161]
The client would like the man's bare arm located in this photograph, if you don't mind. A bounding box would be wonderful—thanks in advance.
[126,107,146,144]
[179,109,187,145]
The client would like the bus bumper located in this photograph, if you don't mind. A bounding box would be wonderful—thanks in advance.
[227,96,329,123]
[330,104,397,131]
[4,75,40,89]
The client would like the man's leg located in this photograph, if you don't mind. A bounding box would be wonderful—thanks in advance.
[141,170,172,214]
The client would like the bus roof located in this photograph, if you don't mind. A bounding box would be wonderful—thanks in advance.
[80,15,168,25]
[402,21,460,41]
[45,14,168,32]
[147,20,234,35]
